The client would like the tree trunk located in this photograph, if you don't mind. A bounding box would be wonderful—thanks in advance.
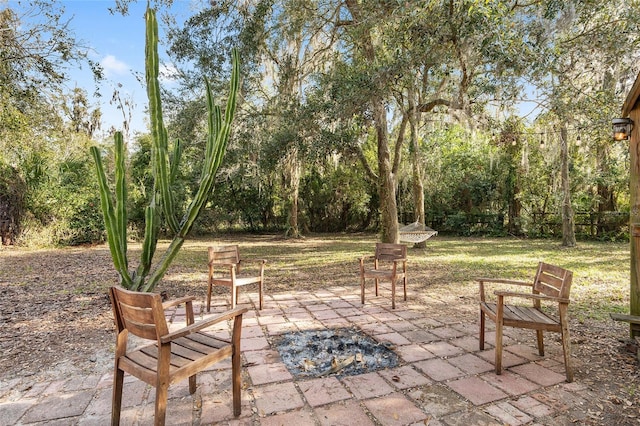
[507,171,522,235]
[284,147,301,238]
[374,97,399,243]
[408,87,425,248]
[345,0,398,243]
[560,125,576,247]
[289,188,299,237]
[596,143,616,236]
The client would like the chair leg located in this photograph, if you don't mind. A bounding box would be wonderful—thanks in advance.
[495,299,504,374]
[391,277,396,309]
[206,280,213,313]
[154,345,171,426]
[154,383,169,426]
[231,284,236,309]
[479,310,485,350]
[536,330,545,356]
[360,275,365,305]
[560,307,573,382]
[232,343,241,416]
[231,313,243,417]
[561,330,574,382]
[495,322,503,374]
[258,280,263,310]
[189,375,196,394]
[374,278,379,297]
[111,368,124,426]
[403,275,407,301]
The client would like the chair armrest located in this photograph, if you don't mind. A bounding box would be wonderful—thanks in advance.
[476,278,532,286]
[237,258,266,275]
[359,255,376,266]
[161,307,248,343]
[162,296,196,310]
[478,278,532,302]
[240,258,267,265]
[495,290,570,304]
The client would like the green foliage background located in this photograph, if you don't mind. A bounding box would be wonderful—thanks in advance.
[1,0,639,247]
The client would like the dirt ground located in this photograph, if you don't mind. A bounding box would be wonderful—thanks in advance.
[1,237,639,424]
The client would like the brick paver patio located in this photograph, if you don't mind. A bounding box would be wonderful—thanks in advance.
[0,285,591,425]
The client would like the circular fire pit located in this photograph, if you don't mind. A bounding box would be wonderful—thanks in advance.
[274,327,398,378]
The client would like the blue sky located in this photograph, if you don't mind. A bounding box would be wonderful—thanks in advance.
[53,1,190,136]
[64,1,149,136]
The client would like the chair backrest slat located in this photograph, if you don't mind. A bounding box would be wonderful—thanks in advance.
[375,243,406,261]
[118,303,160,340]
[110,286,168,341]
[534,262,572,300]
[209,245,240,265]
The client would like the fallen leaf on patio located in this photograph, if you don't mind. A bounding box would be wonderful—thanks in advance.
[301,358,316,371]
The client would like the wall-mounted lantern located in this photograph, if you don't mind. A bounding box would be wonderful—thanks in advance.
[612,117,634,141]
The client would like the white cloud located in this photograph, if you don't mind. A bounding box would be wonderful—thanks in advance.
[101,55,129,77]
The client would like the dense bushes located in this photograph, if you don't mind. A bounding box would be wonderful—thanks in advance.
[0,161,25,245]
[5,119,629,247]
[18,149,105,246]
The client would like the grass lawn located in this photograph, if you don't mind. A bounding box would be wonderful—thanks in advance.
[160,234,631,323]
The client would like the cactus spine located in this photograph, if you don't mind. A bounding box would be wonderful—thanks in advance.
[91,6,239,292]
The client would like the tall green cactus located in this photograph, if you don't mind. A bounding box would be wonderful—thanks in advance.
[90,6,239,292]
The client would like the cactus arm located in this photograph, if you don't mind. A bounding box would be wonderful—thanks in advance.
[153,127,179,233]
[203,79,221,172]
[141,236,185,292]
[210,48,239,173]
[134,201,158,285]
[114,132,128,266]
[146,8,180,234]
[224,49,240,126]
[177,48,240,237]
[170,139,182,184]
[90,146,132,287]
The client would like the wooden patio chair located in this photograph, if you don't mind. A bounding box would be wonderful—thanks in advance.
[478,262,574,382]
[109,286,247,426]
[359,242,407,309]
[208,245,266,311]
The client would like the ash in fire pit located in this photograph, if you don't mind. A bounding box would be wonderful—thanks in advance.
[274,327,398,378]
